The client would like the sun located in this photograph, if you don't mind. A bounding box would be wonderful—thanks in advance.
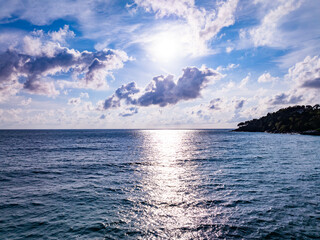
[147,30,184,63]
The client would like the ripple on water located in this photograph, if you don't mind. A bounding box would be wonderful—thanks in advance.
[0,130,319,239]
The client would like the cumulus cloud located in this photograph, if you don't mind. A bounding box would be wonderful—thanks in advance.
[104,66,222,111]
[24,78,60,97]
[286,55,320,88]
[257,72,278,83]
[49,25,75,43]
[104,82,140,109]
[268,92,303,105]
[268,55,320,106]
[0,27,130,100]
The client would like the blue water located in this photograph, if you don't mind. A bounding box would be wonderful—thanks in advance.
[0,130,319,239]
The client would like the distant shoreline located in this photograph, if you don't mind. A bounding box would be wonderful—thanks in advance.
[234,105,320,136]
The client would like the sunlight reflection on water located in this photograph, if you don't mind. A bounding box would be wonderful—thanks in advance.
[1,130,319,239]
[130,130,212,239]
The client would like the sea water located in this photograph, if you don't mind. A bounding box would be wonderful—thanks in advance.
[0,129,319,239]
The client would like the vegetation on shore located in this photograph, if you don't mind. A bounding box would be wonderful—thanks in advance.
[234,105,320,135]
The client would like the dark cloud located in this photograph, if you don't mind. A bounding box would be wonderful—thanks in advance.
[269,93,303,105]
[139,67,221,107]
[0,47,129,97]
[68,97,81,105]
[235,99,245,109]
[119,107,139,117]
[103,66,222,110]
[104,82,139,109]
[209,98,222,110]
[0,27,130,99]
[115,82,140,102]
[301,77,320,88]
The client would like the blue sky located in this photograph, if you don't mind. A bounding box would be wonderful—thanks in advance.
[0,0,319,129]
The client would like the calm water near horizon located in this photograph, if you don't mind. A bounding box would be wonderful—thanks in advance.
[0,129,319,239]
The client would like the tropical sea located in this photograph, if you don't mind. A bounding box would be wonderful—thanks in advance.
[0,129,319,239]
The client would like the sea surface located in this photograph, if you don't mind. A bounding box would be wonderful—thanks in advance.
[0,129,319,239]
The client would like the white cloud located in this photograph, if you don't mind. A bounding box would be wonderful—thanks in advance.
[268,55,320,106]
[80,92,89,98]
[132,0,239,56]
[226,46,233,53]
[286,55,320,88]
[21,97,32,106]
[216,63,239,72]
[257,72,278,83]
[249,0,302,47]
[239,74,250,88]
[49,25,75,43]
[237,0,320,68]
[0,80,23,103]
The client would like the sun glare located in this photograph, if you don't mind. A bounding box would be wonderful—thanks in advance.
[148,31,183,63]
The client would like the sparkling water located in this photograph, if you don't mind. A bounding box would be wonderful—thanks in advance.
[0,130,319,239]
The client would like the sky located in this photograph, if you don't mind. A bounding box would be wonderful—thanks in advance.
[0,0,319,129]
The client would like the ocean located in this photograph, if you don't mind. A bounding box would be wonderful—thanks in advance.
[0,129,319,239]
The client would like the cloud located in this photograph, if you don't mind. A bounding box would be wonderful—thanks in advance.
[0,30,26,52]
[216,63,239,72]
[239,74,250,88]
[237,0,320,68]
[49,25,75,43]
[24,78,60,97]
[249,0,302,47]
[226,47,233,53]
[302,78,320,88]
[21,97,32,106]
[268,55,320,106]
[209,97,245,111]
[209,98,222,110]
[132,0,239,56]
[257,72,278,83]
[0,27,130,100]
[235,99,245,109]
[104,82,140,109]
[68,97,81,105]
[0,0,94,26]
[104,66,222,110]
[22,26,75,57]
[286,55,320,89]
[268,92,303,105]
[0,80,22,103]
[80,92,89,98]
[119,107,139,117]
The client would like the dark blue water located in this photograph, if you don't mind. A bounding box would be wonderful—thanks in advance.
[0,130,319,239]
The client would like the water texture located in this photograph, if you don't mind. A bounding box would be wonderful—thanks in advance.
[0,129,319,239]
